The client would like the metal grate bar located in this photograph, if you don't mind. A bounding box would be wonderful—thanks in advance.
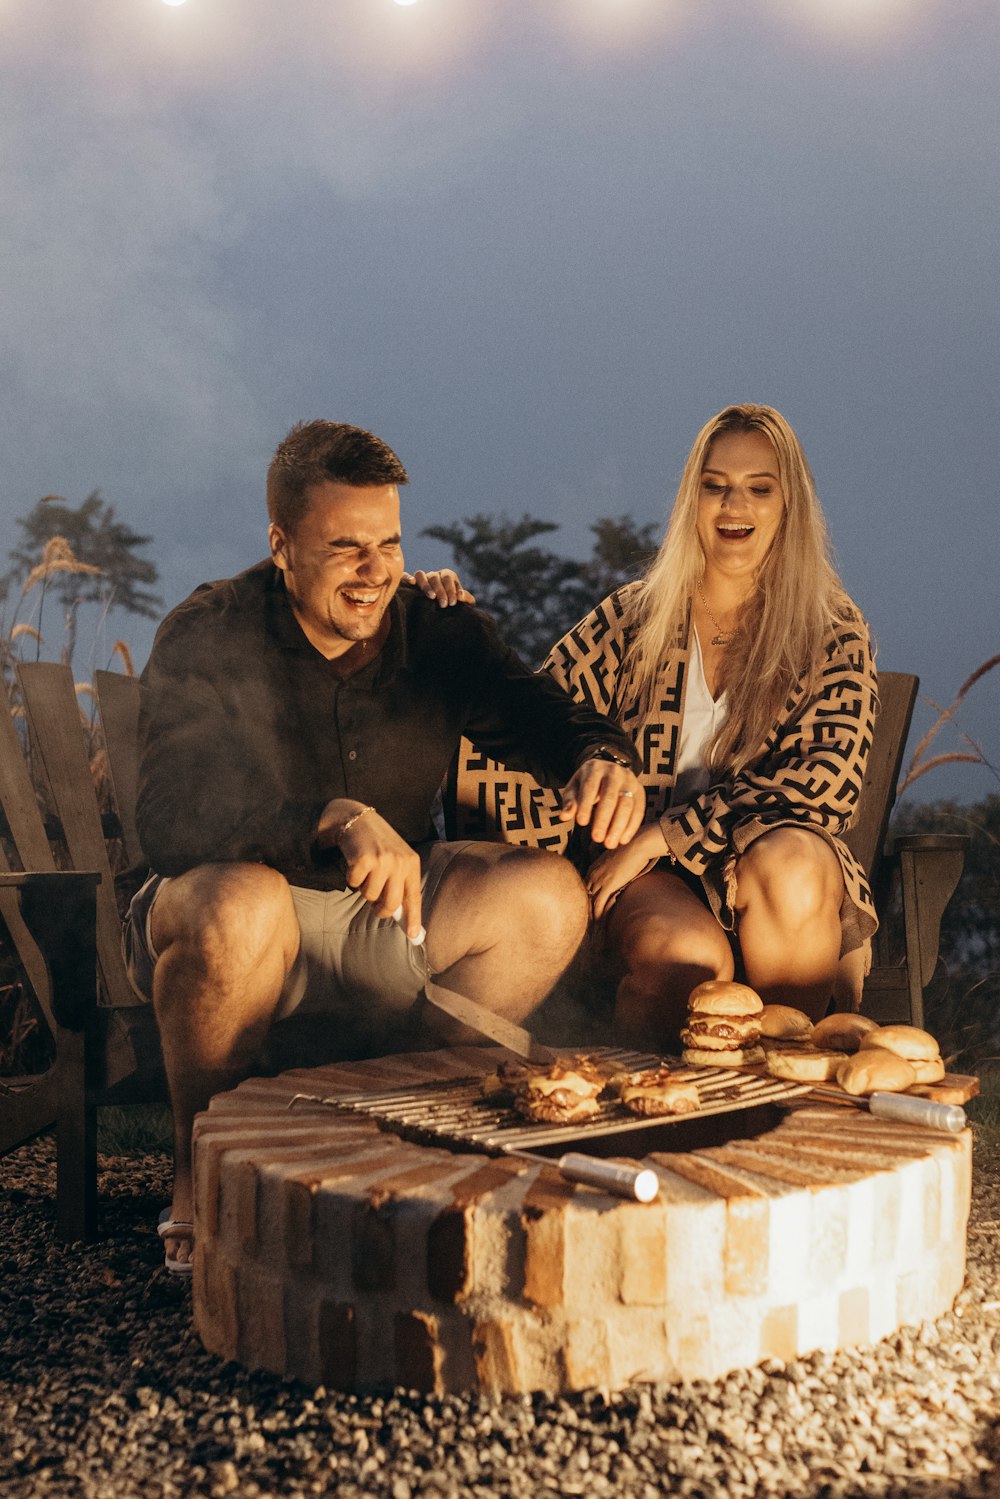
[312,1048,810,1153]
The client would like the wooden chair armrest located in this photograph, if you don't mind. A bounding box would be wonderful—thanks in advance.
[0,871,100,1031]
[887,832,970,854]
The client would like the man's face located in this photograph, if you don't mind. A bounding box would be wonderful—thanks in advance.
[269,480,404,658]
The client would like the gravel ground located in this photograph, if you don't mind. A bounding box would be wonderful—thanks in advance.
[1,1131,999,1499]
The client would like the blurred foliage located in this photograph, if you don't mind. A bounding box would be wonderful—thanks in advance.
[422,512,657,665]
[2,492,160,669]
[891,796,1000,1072]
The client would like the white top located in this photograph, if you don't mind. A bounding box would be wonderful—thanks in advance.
[670,627,728,805]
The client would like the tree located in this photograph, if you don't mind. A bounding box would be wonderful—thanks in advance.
[3,491,161,668]
[421,512,657,665]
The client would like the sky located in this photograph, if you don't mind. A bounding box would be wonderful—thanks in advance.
[1,0,998,804]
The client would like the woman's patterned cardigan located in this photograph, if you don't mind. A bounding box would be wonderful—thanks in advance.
[448,585,880,958]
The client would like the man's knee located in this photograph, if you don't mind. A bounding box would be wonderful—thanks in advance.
[152,862,299,973]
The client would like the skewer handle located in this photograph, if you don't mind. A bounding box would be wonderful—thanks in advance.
[868,1092,967,1132]
[556,1153,659,1202]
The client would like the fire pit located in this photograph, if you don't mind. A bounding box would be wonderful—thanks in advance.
[191,1046,971,1395]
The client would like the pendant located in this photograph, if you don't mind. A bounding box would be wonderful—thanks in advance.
[711,633,733,647]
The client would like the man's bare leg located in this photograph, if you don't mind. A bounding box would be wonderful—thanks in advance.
[423,844,590,1020]
[151,862,300,1268]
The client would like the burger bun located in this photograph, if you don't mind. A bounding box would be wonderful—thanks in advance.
[837,1048,918,1096]
[859,1024,941,1064]
[764,1048,842,1083]
[811,1013,880,1053]
[687,980,764,1018]
[759,1004,813,1041]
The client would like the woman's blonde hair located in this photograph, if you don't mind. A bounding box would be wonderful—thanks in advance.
[622,403,859,776]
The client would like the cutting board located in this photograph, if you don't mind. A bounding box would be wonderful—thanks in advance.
[907,1073,978,1104]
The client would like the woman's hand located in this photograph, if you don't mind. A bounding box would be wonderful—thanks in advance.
[586,823,667,919]
[402,569,476,606]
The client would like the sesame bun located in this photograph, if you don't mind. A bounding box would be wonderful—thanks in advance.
[682,1044,765,1069]
[764,1048,842,1083]
[759,1005,814,1041]
[687,980,764,1018]
[837,1048,918,1096]
[811,1013,880,1054]
[859,1024,941,1065]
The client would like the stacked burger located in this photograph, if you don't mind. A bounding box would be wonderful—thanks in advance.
[681,981,765,1068]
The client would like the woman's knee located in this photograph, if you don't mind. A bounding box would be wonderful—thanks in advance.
[615,906,733,982]
[736,829,843,925]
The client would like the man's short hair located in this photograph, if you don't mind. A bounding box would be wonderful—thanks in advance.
[267,421,409,532]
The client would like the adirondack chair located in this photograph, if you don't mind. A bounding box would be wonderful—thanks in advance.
[0,662,164,1240]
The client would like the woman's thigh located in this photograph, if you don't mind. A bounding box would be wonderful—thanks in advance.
[606,866,734,972]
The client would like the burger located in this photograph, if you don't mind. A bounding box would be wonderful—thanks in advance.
[681,980,765,1068]
[618,1066,701,1118]
[513,1059,606,1123]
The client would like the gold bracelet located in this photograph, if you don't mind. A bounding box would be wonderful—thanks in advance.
[338,804,376,841]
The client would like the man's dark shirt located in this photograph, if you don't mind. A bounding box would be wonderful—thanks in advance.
[136,561,640,888]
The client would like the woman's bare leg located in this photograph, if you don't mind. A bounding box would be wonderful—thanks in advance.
[733,827,844,1020]
[606,868,734,1051]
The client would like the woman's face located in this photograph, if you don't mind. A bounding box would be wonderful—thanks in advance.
[696,428,786,583]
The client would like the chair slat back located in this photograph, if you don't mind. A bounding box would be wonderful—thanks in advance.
[843,671,918,883]
[95,670,142,871]
[0,670,57,872]
[16,662,139,1009]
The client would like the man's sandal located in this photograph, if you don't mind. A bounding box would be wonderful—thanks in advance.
[157,1207,194,1276]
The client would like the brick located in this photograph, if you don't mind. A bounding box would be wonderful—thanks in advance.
[838,1285,871,1347]
[618,1203,667,1305]
[427,1206,470,1302]
[807,1186,849,1288]
[352,1198,399,1291]
[759,1303,798,1363]
[318,1300,357,1391]
[561,1319,612,1391]
[394,1311,444,1394]
[236,1263,286,1375]
[472,1318,523,1395]
[522,1201,566,1308]
[193,1249,239,1360]
[724,1194,771,1297]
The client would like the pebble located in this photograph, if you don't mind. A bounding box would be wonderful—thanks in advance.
[1,1135,999,1496]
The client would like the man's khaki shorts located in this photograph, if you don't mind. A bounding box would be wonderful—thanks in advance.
[123,843,473,1038]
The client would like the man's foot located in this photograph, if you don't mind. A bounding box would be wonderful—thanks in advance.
[157,1206,194,1276]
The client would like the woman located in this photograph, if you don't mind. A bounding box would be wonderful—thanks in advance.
[432,404,879,1048]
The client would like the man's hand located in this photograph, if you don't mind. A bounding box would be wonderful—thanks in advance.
[402,568,476,607]
[316,800,423,939]
[557,759,645,848]
[586,823,666,918]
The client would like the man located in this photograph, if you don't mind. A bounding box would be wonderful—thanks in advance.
[127,420,643,1272]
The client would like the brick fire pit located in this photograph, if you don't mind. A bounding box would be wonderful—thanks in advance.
[191,1047,971,1395]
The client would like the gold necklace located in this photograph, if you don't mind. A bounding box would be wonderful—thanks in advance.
[697,581,735,646]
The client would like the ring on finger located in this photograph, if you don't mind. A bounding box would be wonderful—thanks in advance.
[619,790,635,798]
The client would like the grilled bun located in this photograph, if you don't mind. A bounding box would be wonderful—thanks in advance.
[859,1024,940,1063]
[682,1044,765,1069]
[837,1048,918,1096]
[687,980,764,1017]
[764,1048,842,1083]
[811,1013,880,1053]
[759,1005,814,1041]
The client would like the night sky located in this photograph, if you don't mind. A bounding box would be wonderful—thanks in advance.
[2,0,997,801]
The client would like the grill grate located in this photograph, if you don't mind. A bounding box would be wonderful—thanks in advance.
[305,1048,810,1153]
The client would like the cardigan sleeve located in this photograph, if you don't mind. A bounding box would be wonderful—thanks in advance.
[658,618,879,877]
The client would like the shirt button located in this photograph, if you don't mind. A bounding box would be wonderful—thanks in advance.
[348,750,358,761]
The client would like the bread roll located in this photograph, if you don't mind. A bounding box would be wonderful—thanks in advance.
[759,1005,813,1041]
[764,1048,842,1083]
[686,980,764,1017]
[859,1024,940,1063]
[811,1013,880,1053]
[682,1044,765,1069]
[837,1048,918,1096]
[909,1056,946,1084]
